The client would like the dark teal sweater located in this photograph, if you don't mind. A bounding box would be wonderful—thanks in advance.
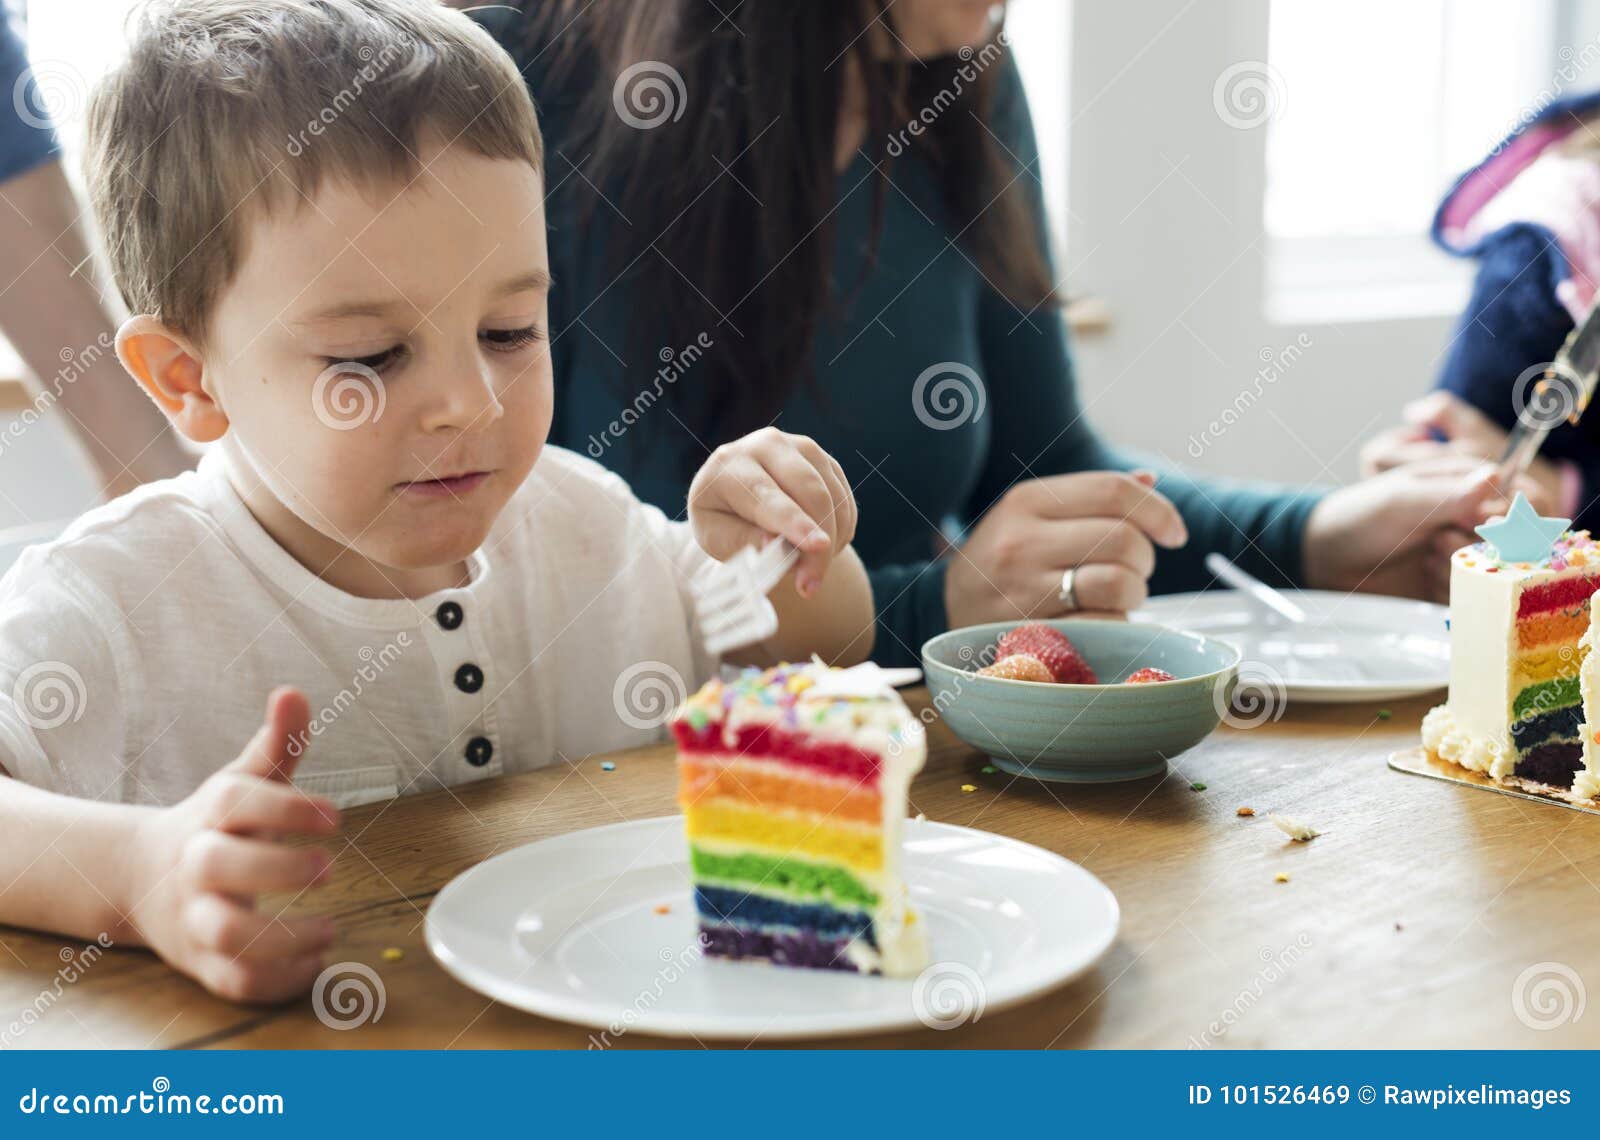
[491,16,1325,666]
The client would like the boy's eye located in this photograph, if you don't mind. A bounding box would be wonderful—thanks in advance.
[326,344,406,373]
[481,324,545,352]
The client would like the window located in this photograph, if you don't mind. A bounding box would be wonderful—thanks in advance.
[1264,0,1584,322]
[1007,0,1071,263]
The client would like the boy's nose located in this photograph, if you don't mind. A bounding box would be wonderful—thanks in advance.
[421,352,503,433]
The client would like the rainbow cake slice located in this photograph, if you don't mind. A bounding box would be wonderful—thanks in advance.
[672,661,928,976]
[1423,495,1600,793]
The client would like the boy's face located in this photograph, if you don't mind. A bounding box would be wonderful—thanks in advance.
[204,139,552,580]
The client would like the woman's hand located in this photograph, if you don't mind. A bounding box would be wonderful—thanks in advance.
[1303,456,1540,602]
[688,427,858,597]
[123,687,340,1003]
[945,470,1188,629]
[1360,391,1568,516]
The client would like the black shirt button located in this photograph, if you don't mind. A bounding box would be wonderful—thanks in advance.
[436,601,463,630]
[454,663,483,693]
[465,736,493,767]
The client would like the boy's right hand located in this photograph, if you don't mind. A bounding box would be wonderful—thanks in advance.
[122,687,340,1003]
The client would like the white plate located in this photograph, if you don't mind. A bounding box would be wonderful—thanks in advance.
[1135,589,1449,703]
[424,816,1118,1040]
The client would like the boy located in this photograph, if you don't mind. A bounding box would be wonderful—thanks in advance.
[0,0,873,1003]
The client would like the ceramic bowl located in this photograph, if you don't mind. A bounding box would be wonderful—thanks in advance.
[920,620,1240,782]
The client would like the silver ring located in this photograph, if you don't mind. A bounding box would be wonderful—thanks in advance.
[1058,566,1080,612]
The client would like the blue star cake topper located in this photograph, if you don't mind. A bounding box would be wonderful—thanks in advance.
[1474,492,1570,562]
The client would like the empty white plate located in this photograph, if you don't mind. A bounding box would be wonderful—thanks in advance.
[425,816,1118,1041]
[1136,589,1449,703]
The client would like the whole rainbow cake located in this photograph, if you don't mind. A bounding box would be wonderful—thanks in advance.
[671,661,928,976]
[1423,493,1600,796]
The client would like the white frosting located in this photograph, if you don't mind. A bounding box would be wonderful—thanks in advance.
[1579,619,1600,803]
[1423,703,1512,776]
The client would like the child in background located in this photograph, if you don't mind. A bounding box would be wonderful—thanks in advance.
[1363,95,1600,529]
[0,0,880,1003]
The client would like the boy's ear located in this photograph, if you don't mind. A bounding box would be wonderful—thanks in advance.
[115,315,228,443]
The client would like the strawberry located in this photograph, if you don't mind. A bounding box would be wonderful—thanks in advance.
[993,622,1098,684]
[1125,667,1176,684]
[977,653,1054,683]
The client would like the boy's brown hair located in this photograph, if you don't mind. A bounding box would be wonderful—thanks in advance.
[85,0,543,344]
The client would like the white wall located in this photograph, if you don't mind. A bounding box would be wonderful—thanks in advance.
[1056,0,1457,489]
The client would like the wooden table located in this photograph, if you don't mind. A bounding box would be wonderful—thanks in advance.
[7,688,1600,1049]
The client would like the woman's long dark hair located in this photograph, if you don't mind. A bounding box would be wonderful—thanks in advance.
[522,0,1057,472]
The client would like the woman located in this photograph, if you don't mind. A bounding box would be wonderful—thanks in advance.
[483,0,1506,665]
[0,5,188,497]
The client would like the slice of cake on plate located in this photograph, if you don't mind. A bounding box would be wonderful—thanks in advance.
[1423,493,1600,795]
[672,661,928,976]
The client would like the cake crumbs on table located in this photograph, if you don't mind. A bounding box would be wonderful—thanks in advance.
[1236,806,1255,817]
[960,783,977,794]
[1271,813,1321,841]
[1274,872,1290,883]
[381,947,404,962]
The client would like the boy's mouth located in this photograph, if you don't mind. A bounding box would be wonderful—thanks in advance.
[395,470,493,499]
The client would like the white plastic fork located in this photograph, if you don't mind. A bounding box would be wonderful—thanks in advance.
[693,536,800,657]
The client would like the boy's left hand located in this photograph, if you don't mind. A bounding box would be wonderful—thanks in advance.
[688,427,858,598]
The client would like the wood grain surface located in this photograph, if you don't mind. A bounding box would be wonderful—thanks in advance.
[5,688,1598,1049]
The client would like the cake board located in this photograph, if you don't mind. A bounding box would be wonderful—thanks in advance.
[1390,745,1600,815]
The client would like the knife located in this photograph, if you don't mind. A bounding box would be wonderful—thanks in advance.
[1497,302,1600,485]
